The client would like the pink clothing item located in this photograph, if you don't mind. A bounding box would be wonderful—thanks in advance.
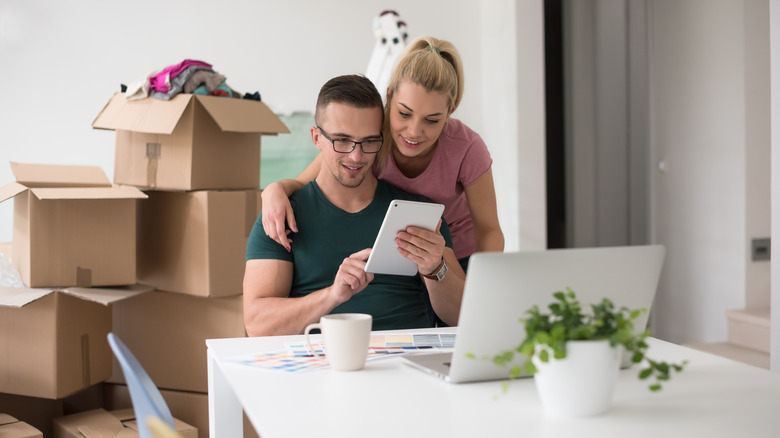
[374,118,492,259]
[148,59,212,93]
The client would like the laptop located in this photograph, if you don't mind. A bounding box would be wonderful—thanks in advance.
[401,245,666,383]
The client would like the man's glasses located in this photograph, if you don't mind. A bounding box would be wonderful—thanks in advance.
[317,126,383,154]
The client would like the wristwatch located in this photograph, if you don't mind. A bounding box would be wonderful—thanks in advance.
[422,258,448,281]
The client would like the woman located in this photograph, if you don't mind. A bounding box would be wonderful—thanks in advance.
[261,35,504,272]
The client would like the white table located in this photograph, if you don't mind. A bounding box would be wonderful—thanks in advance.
[208,328,780,437]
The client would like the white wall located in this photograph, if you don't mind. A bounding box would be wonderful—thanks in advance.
[482,0,546,252]
[649,0,749,343]
[3,0,547,250]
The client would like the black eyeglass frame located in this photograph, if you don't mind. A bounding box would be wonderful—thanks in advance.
[316,125,383,154]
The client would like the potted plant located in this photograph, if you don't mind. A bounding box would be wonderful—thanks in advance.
[490,288,687,418]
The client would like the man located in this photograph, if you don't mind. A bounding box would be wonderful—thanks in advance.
[243,75,464,337]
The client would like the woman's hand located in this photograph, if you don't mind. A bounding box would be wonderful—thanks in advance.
[261,182,298,251]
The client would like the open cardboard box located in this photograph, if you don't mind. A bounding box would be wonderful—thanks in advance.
[137,189,261,297]
[104,384,260,438]
[53,408,196,438]
[0,162,147,288]
[92,92,289,191]
[0,383,104,438]
[0,284,151,399]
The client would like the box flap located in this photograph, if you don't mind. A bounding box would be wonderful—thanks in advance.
[196,95,290,134]
[0,414,41,438]
[29,186,148,201]
[92,92,193,134]
[0,413,18,425]
[10,162,111,188]
[0,181,28,203]
[110,409,135,422]
[78,425,122,438]
[111,410,195,437]
[0,287,56,308]
[0,284,151,308]
[61,283,153,306]
[58,409,125,438]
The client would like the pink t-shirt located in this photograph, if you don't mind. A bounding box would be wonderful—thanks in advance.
[374,118,492,259]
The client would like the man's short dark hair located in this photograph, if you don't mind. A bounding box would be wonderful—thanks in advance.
[314,75,384,126]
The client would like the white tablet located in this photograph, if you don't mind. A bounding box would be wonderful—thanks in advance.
[364,199,445,276]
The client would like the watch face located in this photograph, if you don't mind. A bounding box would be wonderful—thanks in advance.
[434,261,448,281]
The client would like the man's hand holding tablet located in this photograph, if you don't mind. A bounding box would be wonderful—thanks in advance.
[364,200,445,276]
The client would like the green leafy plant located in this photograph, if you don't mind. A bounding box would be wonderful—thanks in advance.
[488,287,687,391]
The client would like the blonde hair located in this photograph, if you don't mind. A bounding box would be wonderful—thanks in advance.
[377,36,465,171]
[387,35,464,113]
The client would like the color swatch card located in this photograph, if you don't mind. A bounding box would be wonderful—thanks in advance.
[230,342,404,373]
[370,333,456,350]
[231,350,331,373]
[230,332,456,373]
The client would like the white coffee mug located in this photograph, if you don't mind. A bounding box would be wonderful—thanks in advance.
[304,313,372,371]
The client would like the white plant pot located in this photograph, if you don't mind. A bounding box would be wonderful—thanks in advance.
[532,339,622,418]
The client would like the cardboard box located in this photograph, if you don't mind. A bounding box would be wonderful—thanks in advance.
[109,291,245,393]
[53,408,197,438]
[137,189,261,297]
[104,384,259,438]
[0,414,43,438]
[0,285,150,399]
[0,162,147,288]
[92,93,289,191]
[0,384,104,438]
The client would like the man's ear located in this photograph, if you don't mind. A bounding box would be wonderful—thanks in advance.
[310,126,323,151]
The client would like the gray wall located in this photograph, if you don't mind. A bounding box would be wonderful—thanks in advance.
[769,0,780,372]
[565,0,771,347]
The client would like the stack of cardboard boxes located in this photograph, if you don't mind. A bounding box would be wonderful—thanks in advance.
[0,91,289,437]
[0,163,154,437]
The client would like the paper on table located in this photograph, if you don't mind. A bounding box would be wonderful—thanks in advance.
[230,332,457,373]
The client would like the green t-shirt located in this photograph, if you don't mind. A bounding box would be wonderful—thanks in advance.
[246,180,453,330]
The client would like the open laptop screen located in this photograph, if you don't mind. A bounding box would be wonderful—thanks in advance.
[403,245,666,383]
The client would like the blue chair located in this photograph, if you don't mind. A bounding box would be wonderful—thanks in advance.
[107,332,176,438]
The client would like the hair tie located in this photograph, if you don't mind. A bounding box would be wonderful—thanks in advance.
[427,44,441,55]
